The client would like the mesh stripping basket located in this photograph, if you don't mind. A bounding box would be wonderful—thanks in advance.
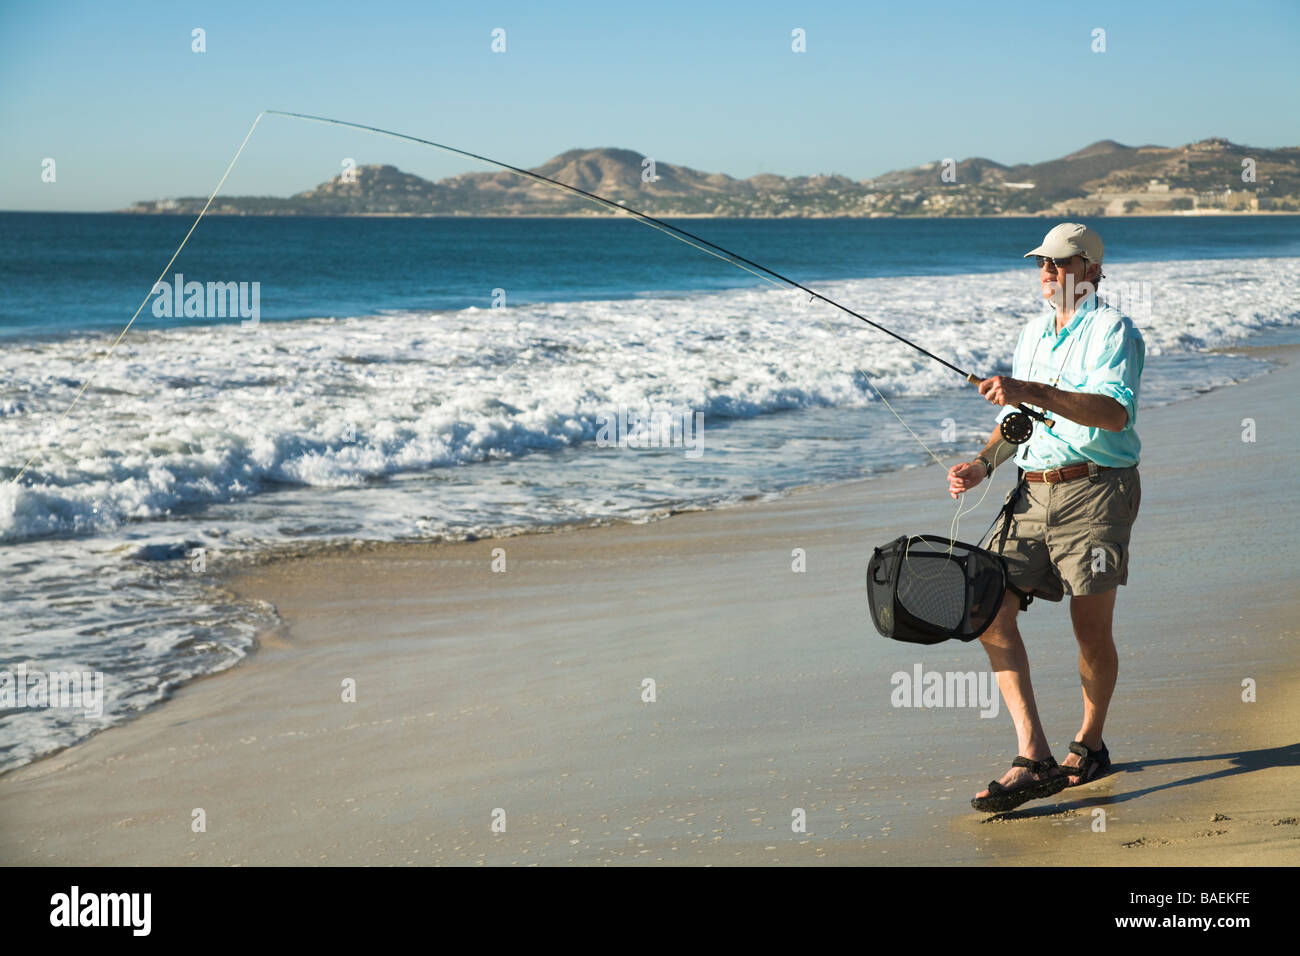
[866,535,1009,644]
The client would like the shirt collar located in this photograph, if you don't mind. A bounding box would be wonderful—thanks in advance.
[1042,293,1097,343]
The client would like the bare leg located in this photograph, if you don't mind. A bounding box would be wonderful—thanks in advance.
[1061,588,1119,782]
[973,588,1060,799]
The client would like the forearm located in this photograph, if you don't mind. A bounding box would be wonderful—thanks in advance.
[976,428,1015,471]
[1021,382,1128,432]
[948,426,1014,497]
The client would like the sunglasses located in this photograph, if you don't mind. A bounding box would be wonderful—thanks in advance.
[1035,255,1085,271]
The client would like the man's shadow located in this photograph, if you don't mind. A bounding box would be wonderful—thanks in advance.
[982,741,1300,821]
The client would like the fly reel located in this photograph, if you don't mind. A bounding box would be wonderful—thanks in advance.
[999,404,1054,445]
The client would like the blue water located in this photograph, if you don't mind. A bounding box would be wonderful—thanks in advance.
[3,212,1298,337]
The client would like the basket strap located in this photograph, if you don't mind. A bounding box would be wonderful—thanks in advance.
[994,469,1033,612]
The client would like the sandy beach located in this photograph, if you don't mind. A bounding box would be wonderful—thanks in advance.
[2,347,1297,867]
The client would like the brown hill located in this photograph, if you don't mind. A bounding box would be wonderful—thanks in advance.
[121,139,1300,218]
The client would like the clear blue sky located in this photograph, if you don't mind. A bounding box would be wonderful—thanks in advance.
[3,0,1297,211]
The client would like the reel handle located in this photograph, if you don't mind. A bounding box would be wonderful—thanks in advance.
[1018,404,1056,429]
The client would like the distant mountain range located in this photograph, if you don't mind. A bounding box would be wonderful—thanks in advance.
[123,138,1300,218]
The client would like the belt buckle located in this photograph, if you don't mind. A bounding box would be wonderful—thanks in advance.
[1043,467,1064,484]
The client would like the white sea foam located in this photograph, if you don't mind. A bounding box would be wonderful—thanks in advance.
[3,257,1294,544]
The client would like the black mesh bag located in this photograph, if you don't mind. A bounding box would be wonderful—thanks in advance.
[866,535,1009,644]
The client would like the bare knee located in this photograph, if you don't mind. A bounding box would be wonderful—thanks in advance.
[1070,590,1118,651]
[979,589,1025,652]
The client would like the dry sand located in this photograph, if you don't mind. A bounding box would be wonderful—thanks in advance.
[2,348,1297,866]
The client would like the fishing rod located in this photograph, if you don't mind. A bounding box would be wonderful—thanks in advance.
[265,110,1051,445]
[6,109,1045,490]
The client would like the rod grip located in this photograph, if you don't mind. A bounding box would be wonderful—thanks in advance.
[966,373,982,385]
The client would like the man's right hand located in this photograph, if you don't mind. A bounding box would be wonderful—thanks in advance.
[948,461,987,499]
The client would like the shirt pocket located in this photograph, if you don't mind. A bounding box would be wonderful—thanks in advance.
[1044,411,1089,443]
[1043,374,1096,439]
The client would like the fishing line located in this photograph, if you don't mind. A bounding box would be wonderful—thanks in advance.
[11,109,1014,545]
[8,111,268,486]
[264,111,1011,544]
[793,290,1000,551]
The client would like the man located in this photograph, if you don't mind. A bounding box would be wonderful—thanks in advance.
[946,222,1145,812]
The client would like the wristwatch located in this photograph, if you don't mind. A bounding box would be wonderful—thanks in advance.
[976,455,994,477]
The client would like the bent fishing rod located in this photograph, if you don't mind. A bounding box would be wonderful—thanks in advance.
[265,110,1051,445]
[9,108,1048,489]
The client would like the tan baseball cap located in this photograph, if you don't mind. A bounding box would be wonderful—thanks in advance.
[1024,222,1104,263]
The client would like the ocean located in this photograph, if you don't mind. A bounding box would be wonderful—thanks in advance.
[2,211,1299,771]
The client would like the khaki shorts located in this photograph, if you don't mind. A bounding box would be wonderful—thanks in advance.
[998,464,1140,602]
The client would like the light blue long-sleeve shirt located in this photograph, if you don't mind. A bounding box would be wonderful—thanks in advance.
[995,294,1144,471]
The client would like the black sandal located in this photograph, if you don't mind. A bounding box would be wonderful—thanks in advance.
[970,755,1071,813]
[1063,740,1111,785]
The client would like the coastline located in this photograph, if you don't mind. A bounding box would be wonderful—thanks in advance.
[1,347,1296,866]
[105,210,1300,219]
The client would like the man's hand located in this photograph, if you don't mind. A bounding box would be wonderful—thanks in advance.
[981,376,1129,431]
[948,460,986,499]
[978,375,1034,408]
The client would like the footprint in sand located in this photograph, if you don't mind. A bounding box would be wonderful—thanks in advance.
[1121,836,1172,848]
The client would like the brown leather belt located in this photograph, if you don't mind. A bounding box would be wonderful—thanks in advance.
[1024,462,1113,484]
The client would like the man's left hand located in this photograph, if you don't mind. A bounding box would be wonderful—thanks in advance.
[979,375,1034,408]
